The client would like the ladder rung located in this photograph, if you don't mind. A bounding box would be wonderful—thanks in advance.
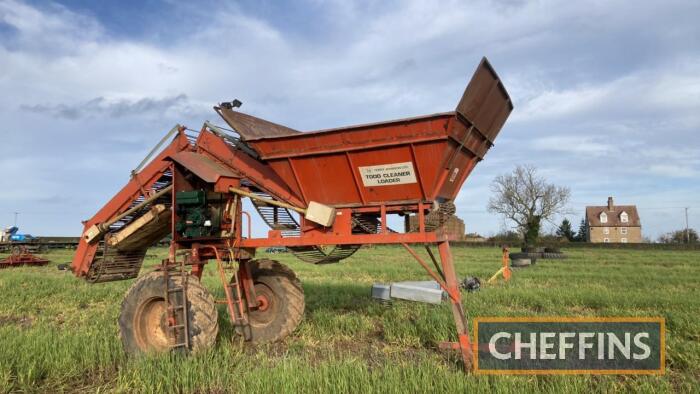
[171,343,187,347]
[168,287,184,292]
[170,324,185,329]
[168,305,185,310]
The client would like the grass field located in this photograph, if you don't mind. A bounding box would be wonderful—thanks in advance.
[0,246,698,393]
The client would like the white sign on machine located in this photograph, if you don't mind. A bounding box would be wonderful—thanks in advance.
[358,161,417,187]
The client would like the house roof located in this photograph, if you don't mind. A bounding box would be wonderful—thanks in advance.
[586,205,641,227]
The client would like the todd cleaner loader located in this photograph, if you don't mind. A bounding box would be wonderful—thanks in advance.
[71,58,512,370]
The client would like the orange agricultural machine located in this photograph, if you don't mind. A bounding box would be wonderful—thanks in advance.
[0,246,50,268]
[71,58,512,370]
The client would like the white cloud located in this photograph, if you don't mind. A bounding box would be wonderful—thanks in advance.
[0,0,102,50]
[0,0,698,238]
[513,65,700,124]
[531,136,616,156]
[20,94,193,120]
[648,164,699,178]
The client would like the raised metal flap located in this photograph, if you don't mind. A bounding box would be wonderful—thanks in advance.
[170,151,238,183]
[455,57,513,143]
[215,107,300,141]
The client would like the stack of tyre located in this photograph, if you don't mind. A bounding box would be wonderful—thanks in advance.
[509,247,566,268]
[541,247,566,260]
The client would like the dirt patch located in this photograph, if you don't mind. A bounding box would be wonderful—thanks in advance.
[0,314,34,329]
[242,341,290,358]
[567,306,598,314]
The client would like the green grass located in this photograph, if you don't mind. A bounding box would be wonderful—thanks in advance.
[0,246,698,393]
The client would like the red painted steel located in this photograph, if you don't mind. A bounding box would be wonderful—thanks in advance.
[216,57,512,207]
[0,246,50,268]
[70,128,191,276]
[194,130,305,208]
[438,241,473,369]
[216,114,488,206]
[239,231,451,247]
[70,57,512,372]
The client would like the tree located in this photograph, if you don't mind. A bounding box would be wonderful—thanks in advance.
[487,165,571,247]
[556,218,576,241]
[658,229,698,244]
[576,218,587,242]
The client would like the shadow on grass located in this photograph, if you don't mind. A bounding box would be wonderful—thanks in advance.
[211,281,377,339]
[197,277,486,372]
[302,281,377,313]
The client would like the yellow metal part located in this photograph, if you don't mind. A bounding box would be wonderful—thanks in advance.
[487,247,512,285]
[487,267,505,284]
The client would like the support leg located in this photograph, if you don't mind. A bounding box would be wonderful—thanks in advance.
[437,241,473,371]
[238,260,258,309]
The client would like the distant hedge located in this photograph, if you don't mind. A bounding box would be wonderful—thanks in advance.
[450,241,700,251]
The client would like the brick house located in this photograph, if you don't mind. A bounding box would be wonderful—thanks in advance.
[585,197,642,243]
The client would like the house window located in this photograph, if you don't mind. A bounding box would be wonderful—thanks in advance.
[603,227,609,234]
[621,238,628,243]
[600,212,608,223]
[621,212,628,223]
[603,238,610,243]
[620,227,628,235]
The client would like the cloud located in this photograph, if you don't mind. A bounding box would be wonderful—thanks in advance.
[648,164,699,178]
[0,0,102,51]
[513,63,700,125]
[19,94,192,120]
[531,136,617,156]
[0,0,699,238]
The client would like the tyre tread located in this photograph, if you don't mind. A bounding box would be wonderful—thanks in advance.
[118,271,218,354]
[246,259,304,343]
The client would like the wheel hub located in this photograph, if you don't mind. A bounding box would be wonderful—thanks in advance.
[133,297,170,352]
[256,294,270,311]
[248,283,278,326]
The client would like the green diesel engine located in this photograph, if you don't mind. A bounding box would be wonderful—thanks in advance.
[174,190,225,239]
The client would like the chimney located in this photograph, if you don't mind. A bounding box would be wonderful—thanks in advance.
[607,196,614,211]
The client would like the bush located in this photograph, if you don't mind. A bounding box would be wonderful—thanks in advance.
[488,231,521,245]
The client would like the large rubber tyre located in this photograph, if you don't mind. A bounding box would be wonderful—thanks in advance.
[242,259,304,343]
[119,271,218,355]
[511,258,532,268]
[509,253,532,268]
[542,252,567,259]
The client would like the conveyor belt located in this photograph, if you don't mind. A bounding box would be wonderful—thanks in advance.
[85,171,174,282]
[251,193,377,264]
[85,242,147,283]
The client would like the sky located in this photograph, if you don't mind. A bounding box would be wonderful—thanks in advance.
[0,0,698,239]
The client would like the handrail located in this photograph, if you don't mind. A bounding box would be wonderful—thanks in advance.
[131,125,181,176]
[241,211,252,239]
[204,121,259,159]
